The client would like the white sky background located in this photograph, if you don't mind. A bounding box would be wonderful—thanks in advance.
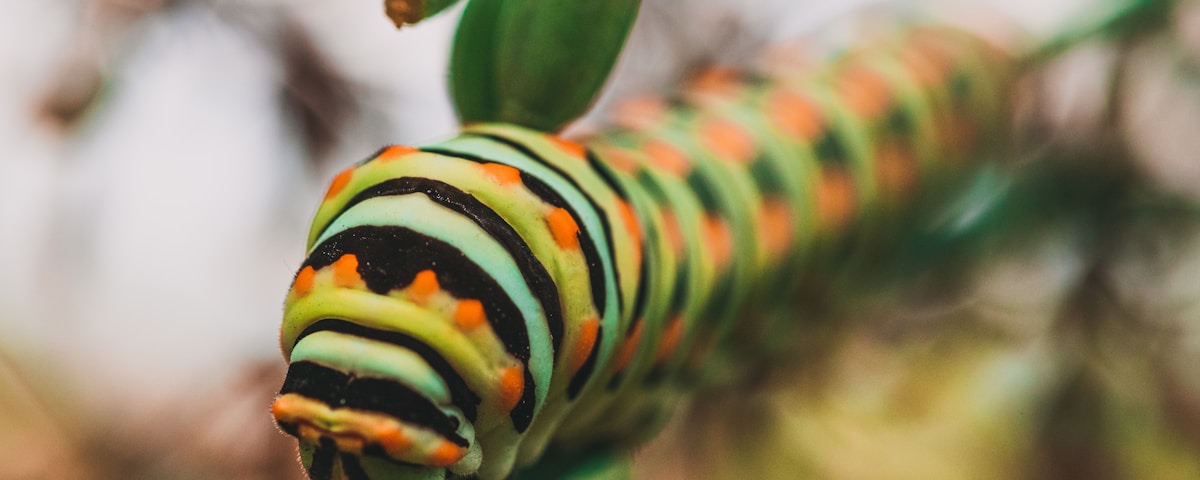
[0,0,1149,409]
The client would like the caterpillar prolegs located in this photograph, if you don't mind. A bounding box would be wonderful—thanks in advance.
[272,25,1016,480]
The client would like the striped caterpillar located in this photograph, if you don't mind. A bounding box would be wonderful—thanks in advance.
[271,23,1016,480]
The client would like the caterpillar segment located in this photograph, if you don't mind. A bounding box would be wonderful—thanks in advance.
[273,26,1017,480]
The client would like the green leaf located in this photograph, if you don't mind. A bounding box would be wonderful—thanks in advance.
[452,0,641,131]
[450,0,505,123]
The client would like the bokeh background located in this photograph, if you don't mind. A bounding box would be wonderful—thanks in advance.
[2,0,1199,478]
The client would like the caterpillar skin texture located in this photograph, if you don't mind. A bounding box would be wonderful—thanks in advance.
[273,27,1015,480]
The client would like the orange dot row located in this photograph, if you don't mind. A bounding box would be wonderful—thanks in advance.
[700,119,757,164]
[321,145,419,201]
[332,254,361,288]
[547,207,580,250]
[569,317,600,376]
[481,162,522,186]
[289,254,361,298]
[497,366,524,413]
[408,269,440,302]
[702,215,734,271]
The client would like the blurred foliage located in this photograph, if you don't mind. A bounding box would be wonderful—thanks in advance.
[0,351,303,480]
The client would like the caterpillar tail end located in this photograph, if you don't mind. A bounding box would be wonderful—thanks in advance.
[272,319,484,479]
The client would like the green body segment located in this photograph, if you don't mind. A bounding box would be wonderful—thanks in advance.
[291,331,454,404]
[273,26,1017,480]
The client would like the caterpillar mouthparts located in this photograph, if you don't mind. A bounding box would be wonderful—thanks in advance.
[274,319,480,473]
[272,393,467,467]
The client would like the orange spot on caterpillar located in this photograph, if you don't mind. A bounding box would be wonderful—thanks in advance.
[895,48,946,88]
[617,200,642,268]
[611,321,643,374]
[454,299,487,331]
[594,146,641,174]
[660,211,686,255]
[549,136,587,159]
[498,366,524,413]
[375,425,412,452]
[429,441,465,468]
[687,66,743,101]
[324,167,355,200]
[270,395,295,421]
[838,64,892,118]
[701,119,757,164]
[702,215,733,270]
[292,266,316,297]
[408,270,440,302]
[758,199,794,259]
[480,163,522,186]
[643,140,691,177]
[611,95,669,131]
[570,317,600,375]
[332,254,361,288]
[817,168,857,235]
[656,316,684,364]
[876,141,918,201]
[547,208,580,250]
[377,145,419,162]
[769,91,824,141]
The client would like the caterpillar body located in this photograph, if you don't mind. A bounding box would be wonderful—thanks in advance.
[273,25,1016,480]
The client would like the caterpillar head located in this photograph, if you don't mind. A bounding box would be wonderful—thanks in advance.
[272,144,579,480]
[273,253,489,478]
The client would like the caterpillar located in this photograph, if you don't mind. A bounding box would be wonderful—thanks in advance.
[270,20,1018,480]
